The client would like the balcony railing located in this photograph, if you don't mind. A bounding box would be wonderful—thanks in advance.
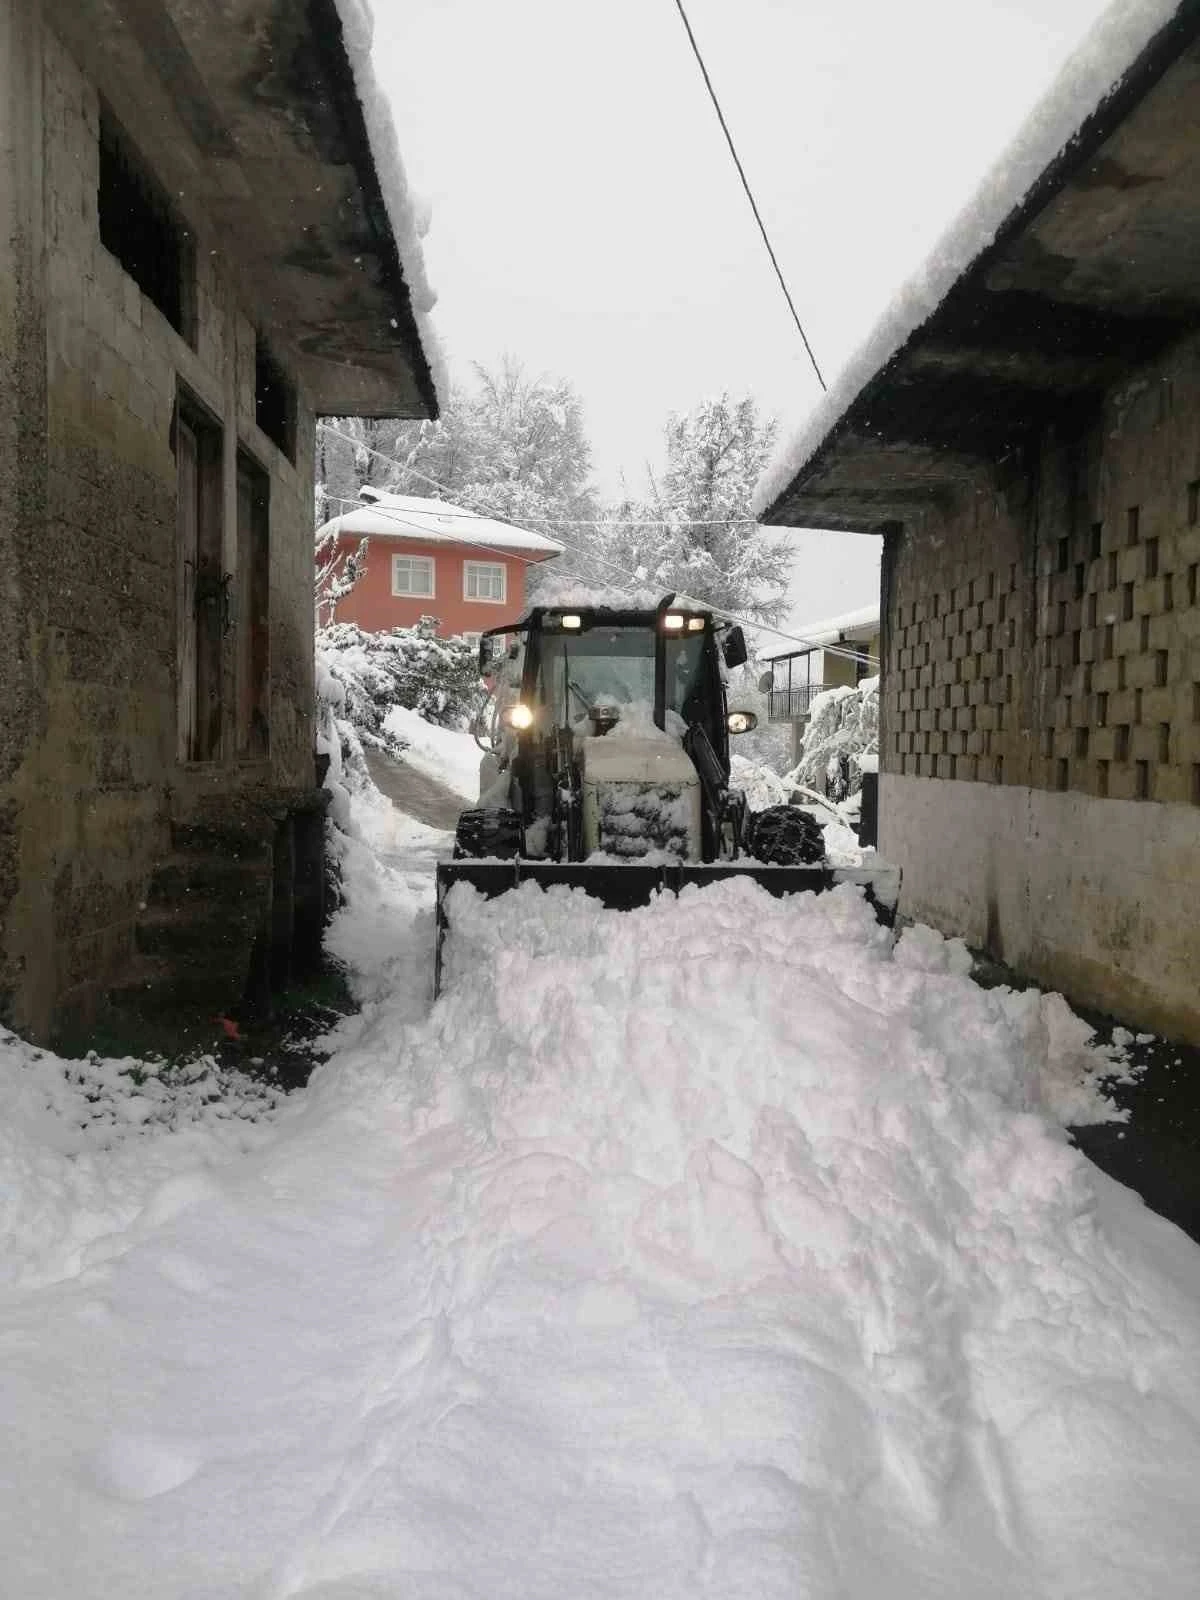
[767,683,824,722]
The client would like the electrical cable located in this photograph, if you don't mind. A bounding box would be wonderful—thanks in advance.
[670,0,826,393]
[317,438,878,668]
[318,421,764,529]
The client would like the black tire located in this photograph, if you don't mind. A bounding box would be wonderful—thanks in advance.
[453,807,524,860]
[746,804,825,866]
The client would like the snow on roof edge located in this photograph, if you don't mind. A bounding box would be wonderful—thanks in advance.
[765,603,881,657]
[751,0,1184,522]
[316,491,564,555]
[331,0,449,411]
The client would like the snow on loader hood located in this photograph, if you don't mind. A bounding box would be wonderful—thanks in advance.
[2,849,1200,1597]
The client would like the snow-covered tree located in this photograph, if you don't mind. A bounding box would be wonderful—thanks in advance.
[647,395,790,622]
[557,395,791,619]
[314,529,369,627]
[789,677,880,799]
[381,358,596,535]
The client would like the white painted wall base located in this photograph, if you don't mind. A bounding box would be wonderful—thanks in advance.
[880,774,1200,1044]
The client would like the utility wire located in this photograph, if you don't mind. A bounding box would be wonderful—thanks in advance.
[318,422,761,529]
[318,451,878,669]
[670,0,826,393]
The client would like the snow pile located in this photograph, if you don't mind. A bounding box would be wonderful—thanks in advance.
[753,0,1182,517]
[318,622,481,746]
[330,0,447,404]
[0,1028,280,1292]
[730,752,792,811]
[382,704,481,801]
[4,838,1200,1594]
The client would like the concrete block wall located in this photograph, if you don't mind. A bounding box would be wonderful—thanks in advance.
[880,330,1200,1042]
[0,12,321,1039]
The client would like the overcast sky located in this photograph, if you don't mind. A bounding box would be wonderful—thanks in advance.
[372,0,1109,637]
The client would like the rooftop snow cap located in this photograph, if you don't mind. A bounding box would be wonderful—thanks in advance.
[317,492,563,557]
[764,603,880,660]
[753,0,1198,531]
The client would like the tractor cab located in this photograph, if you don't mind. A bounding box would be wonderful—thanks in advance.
[471,596,755,863]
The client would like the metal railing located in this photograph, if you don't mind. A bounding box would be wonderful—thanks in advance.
[767,683,824,722]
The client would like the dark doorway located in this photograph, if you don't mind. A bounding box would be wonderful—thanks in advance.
[237,453,271,759]
[176,392,225,762]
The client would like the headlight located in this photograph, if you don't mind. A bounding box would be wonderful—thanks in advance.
[663,613,685,631]
[561,614,582,629]
[687,617,705,632]
[503,703,534,730]
[726,710,758,735]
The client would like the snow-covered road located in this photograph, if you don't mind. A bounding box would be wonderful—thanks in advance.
[3,792,1200,1597]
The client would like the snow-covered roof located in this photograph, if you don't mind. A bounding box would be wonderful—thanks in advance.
[767,603,880,658]
[753,0,1190,527]
[332,0,447,409]
[317,491,564,558]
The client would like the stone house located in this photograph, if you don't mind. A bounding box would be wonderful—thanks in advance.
[316,490,562,641]
[0,0,438,1042]
[756,2,1200,1044]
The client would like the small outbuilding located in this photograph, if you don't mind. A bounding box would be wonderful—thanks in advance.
[756,1,1200,1043]
[316,490,563,640]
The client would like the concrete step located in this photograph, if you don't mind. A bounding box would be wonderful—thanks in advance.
[134,905,262,961]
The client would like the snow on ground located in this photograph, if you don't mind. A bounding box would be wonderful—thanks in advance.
[383,704,483,801]
[3,798,1200,1596]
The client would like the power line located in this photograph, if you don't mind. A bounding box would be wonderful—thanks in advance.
[670,0,826,393]
[317,421,760,529]
[318,452,878,670]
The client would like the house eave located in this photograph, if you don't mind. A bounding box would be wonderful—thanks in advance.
[48,0,439,418]
[762,2,1200,529]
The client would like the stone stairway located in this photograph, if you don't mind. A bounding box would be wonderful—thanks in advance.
[109,789,327,1029]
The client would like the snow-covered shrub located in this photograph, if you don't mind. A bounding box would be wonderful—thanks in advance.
[788,676,879,799]
[317,621,482,748]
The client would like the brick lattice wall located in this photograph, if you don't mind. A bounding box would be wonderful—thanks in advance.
[884,352,1200,811]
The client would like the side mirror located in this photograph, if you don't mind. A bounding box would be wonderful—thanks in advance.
[478,635,496,674]
[757,670,774,693]
[727,710,758,735]
[722,625,748,669]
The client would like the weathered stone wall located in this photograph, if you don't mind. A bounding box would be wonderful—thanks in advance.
[881,330,1200,1041]
[0,17,320,1039]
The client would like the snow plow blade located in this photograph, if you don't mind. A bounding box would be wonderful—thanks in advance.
[434,858,901,995]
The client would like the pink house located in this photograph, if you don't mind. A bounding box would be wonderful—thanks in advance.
[317,490,562,639]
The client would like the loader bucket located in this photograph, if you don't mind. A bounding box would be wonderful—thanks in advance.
[434,858,901,996]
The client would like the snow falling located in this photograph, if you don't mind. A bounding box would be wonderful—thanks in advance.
[3,789,1200,1597]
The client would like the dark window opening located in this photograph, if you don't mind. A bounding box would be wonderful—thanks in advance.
[99,110,194,339]
[1135,761,1150,800]
[255,338,297,461]
[175,389,225,762]
[1097,761,1109,798]
[237,453,271,759]
[1090,523,1102,560]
